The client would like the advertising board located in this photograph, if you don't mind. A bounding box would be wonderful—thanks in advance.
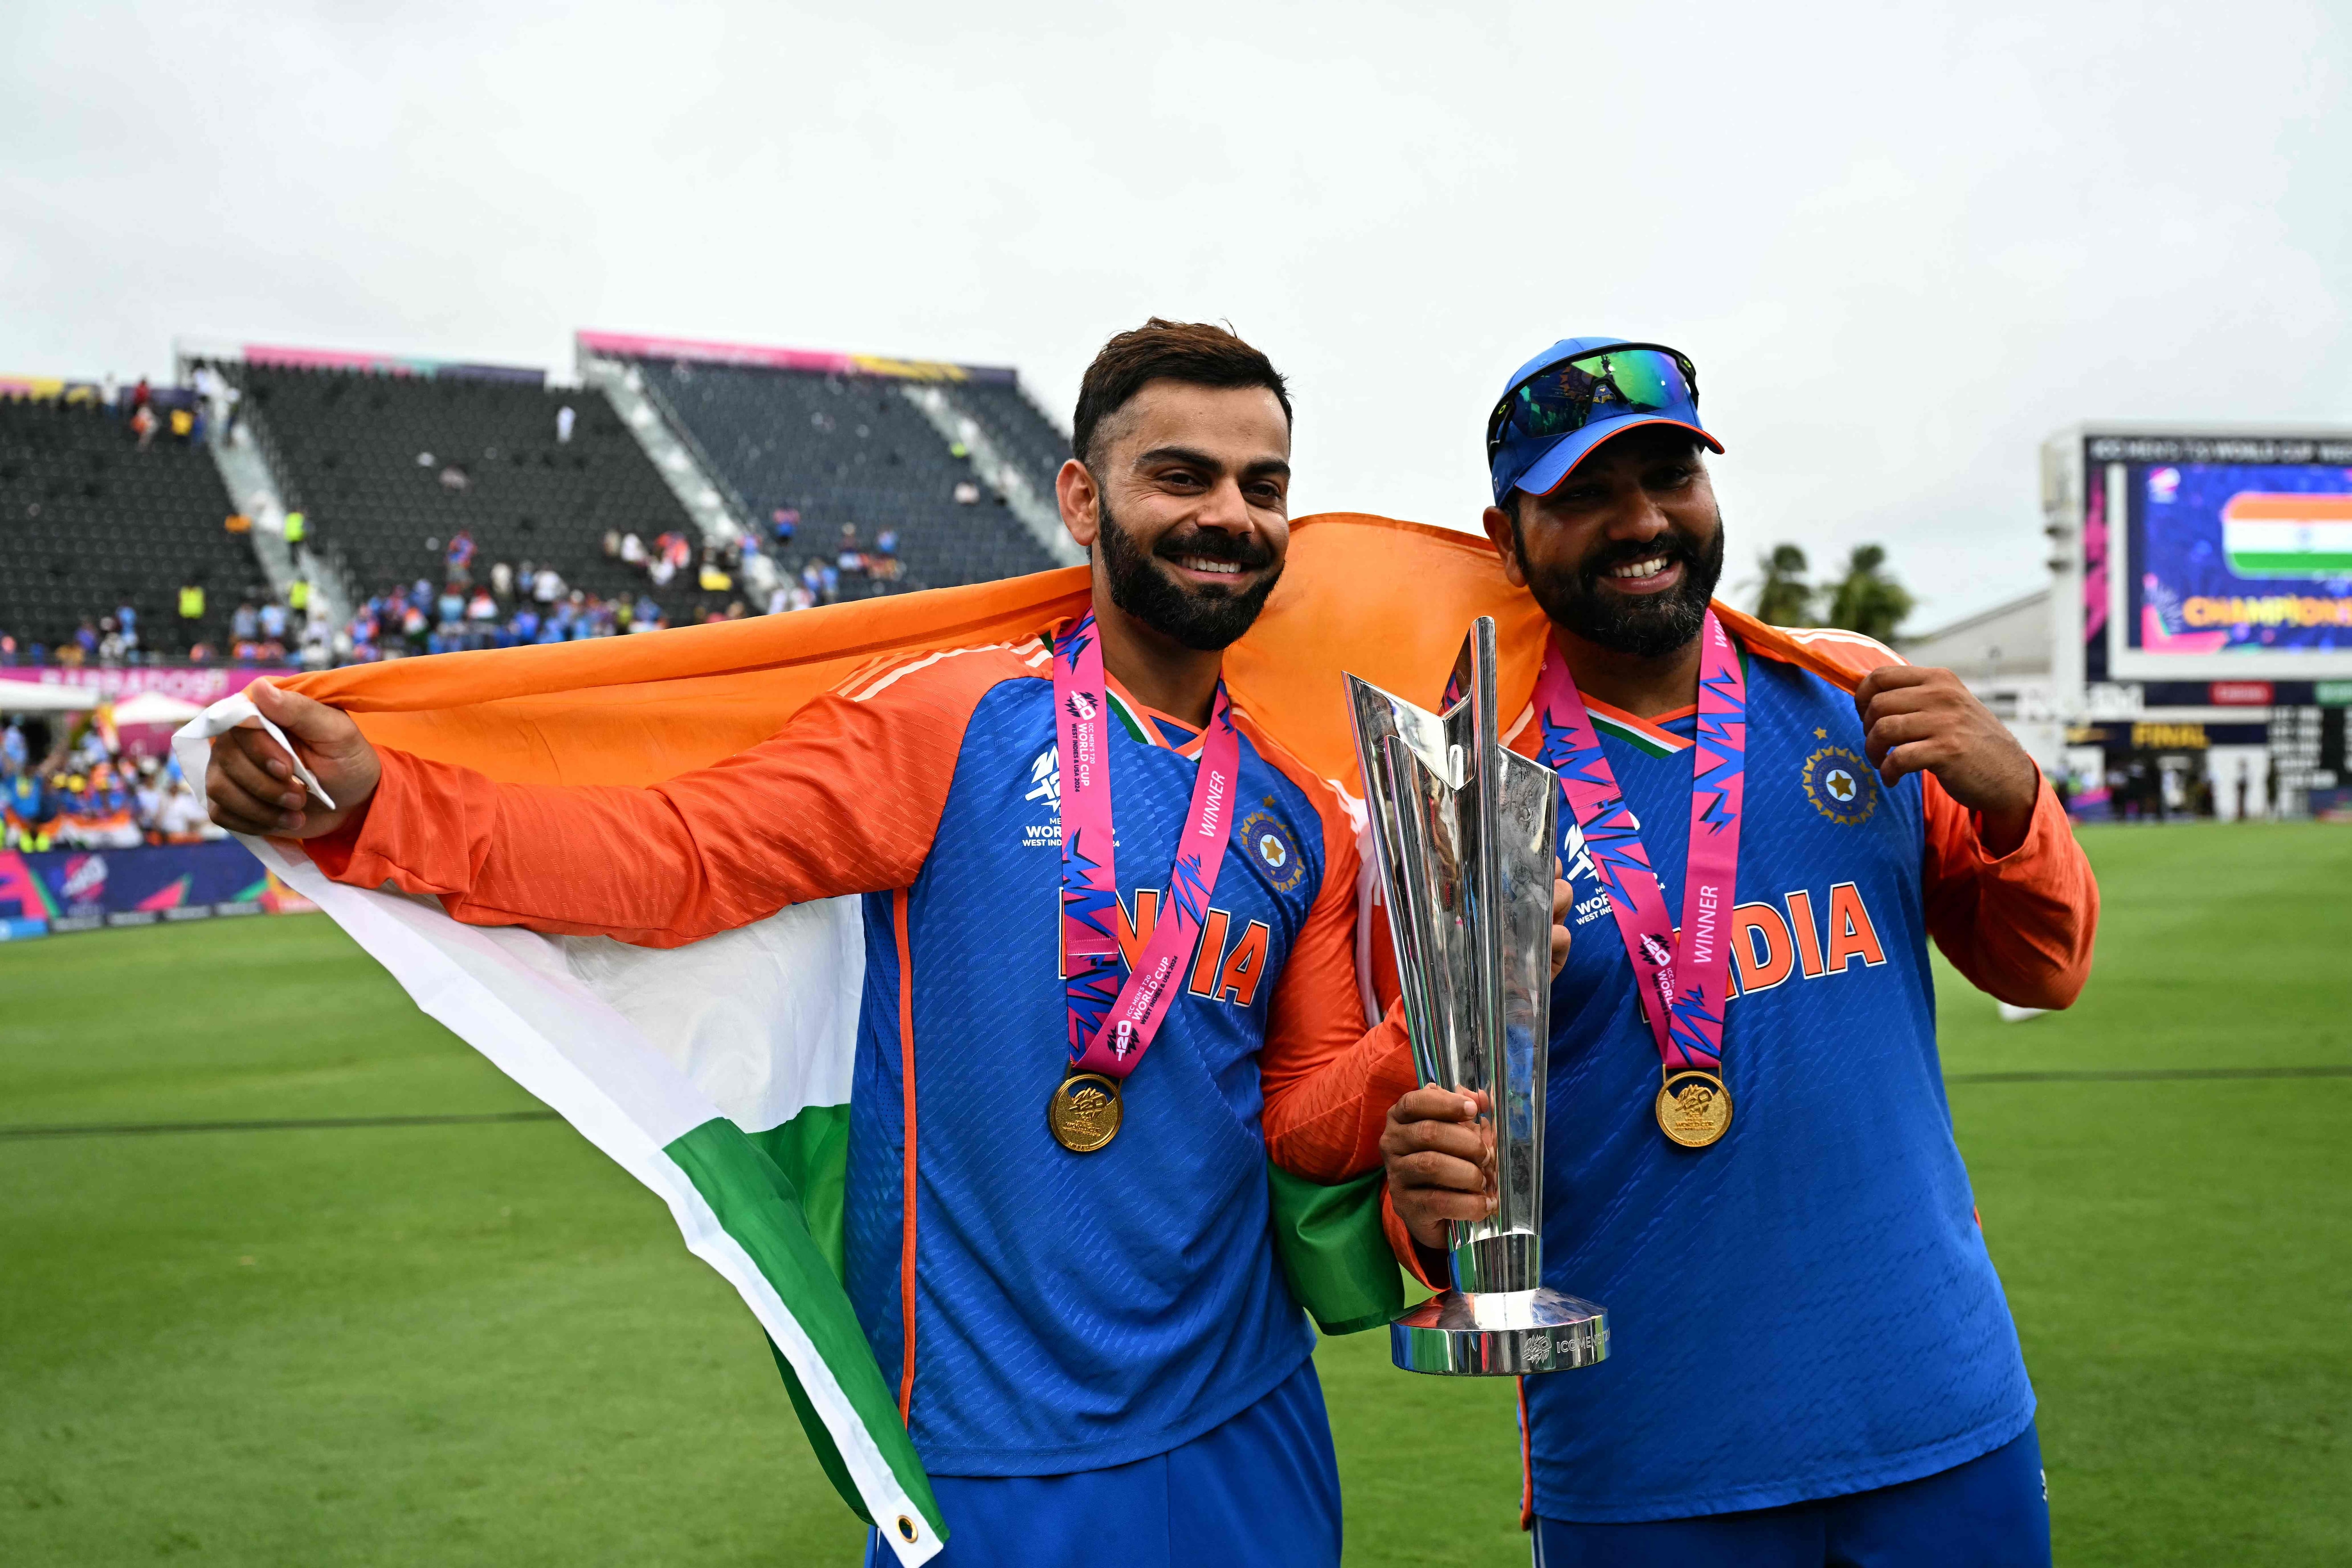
[0,841,314,940]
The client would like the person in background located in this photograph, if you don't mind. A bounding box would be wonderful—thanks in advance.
[168,405,195,443]
[771,507,797,548]
[131,376,150,414]
[133,755,166,836]
[875,526,899,558]
[3,754,49,851]
[301,617,332,670]
[284,510,307,547]
[556,404,577,444]
[288,579,310,616]
[115,601,139,654]
[446,530,476,587]
[259,600,289,643]
[79,762,142,849]
[131,403,159,449]
[491,559,516,601]
[633,591,660,629]
[156,769,221,842]
[100,371,120,417]
[178,581,206,639]
[232,602,260,644]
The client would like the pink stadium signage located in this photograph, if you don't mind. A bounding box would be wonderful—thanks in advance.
[238,344,546,385]
[0,666,272,704]
[576,330,1017,385]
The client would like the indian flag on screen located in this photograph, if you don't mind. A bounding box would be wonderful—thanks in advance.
[162,515,1554,1568]
[2221,493,2352,579]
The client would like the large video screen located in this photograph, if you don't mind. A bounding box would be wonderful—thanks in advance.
[2126,459,2352,666]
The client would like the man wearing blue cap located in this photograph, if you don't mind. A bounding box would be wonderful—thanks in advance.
[1378,339,2100,1565]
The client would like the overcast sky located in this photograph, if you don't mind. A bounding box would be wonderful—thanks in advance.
[4,2,2345,626]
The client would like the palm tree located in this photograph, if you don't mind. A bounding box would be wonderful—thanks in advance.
[1753,544,1814,626]
[1822,544,1915,644]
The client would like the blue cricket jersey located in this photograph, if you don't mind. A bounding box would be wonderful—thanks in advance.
[1514,635,2049,1522]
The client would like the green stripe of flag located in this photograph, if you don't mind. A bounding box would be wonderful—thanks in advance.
[664,1115,944,1544]
[2224,551,2352,579]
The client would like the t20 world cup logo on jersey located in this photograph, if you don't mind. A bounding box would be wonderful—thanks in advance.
[1560,815,1611,926]
[1020,746,1062,849]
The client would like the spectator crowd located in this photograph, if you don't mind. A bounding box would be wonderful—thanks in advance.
[2,717,218,852]
[5,503,922,677]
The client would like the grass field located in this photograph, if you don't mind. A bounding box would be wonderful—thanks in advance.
[4,822,2347,1565]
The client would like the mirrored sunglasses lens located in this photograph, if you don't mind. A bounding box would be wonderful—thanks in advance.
[1501,349,1692,447]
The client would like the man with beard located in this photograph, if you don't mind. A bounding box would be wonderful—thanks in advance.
[203,320,1523,1568]
[1374,339,2096,1565]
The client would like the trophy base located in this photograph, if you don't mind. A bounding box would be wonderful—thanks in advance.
[1390,1287,1608,1376]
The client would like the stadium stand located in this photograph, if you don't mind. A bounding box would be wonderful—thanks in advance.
[222,363,709,619]
[0,394,254,656]
[944,376,1074,482]
[630,358,1062,593]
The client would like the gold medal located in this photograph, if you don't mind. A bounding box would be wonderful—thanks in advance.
[1047,1071,1122,1153]
[1655,1069,1732,1148]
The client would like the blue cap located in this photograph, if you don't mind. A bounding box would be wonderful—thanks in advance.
[1487,336,1721,507]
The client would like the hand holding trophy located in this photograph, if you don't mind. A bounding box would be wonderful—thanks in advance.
[1347,616,1607,1376]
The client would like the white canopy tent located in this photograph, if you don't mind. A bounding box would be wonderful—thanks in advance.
[111,691,208,726]
[0,684,104,714]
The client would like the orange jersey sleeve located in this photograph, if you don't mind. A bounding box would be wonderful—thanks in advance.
[1918,772,2098,1008]
[303,642,1042,948]
[1242,710,1419,1183]
[1720,609,2099,1009]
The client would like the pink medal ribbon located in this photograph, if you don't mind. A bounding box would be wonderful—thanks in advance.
[1532,611,1748,1080]
[1054,612,1241,1081]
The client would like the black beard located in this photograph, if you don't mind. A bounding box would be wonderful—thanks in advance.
[1518,512,1726,657]
[1096,500,1282,652]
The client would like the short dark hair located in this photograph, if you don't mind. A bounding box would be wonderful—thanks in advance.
[1071,318,1291,469]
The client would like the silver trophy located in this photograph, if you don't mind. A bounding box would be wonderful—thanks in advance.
[1346,617,1608,1376]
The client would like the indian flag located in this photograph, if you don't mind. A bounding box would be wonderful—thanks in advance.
[160,515,1613,1562]
[2221,493,2352,580]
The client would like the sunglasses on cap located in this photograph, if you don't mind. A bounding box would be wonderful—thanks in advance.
[1484,343,1701,465]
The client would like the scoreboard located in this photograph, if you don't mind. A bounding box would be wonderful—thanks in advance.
[2045,426,2352,690]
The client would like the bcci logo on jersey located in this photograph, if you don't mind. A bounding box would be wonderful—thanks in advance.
[1237,807,1307,894]
[1802,746,1876,827]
